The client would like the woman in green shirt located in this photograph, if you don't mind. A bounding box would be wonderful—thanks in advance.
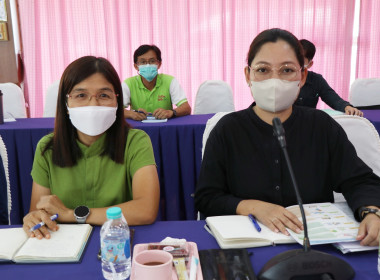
[23,56,160,239]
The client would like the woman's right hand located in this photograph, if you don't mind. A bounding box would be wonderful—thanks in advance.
[22,209,59,239]
[236,199,303,235]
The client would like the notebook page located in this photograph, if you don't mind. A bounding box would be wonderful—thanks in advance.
[207,215,293,243]
[0,228,28,260]
[14,224,91,260]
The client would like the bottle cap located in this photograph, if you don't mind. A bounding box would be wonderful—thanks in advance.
[106,207,122,219]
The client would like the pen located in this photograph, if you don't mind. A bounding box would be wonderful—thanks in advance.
[248,214,261,232]
[133,110,146,114]
[29,214,59,232]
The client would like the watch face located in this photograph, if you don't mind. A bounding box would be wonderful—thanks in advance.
[75,205,89,217]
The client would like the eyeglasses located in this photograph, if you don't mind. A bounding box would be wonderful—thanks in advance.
[66,92,118,106]
[136,59,159,65]
[249,64,302,81]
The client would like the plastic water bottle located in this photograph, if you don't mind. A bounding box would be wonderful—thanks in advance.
[101,207,131,280]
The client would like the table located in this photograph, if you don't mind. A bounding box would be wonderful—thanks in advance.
[362,110,380,133]
[0,221,377,279]
[0,115,213,224]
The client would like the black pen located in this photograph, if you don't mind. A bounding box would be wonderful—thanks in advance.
[248,214,261,232]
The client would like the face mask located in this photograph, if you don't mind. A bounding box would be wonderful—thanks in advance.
[138,64,158,82]
[67,106,117,136]
[250,78,300,112]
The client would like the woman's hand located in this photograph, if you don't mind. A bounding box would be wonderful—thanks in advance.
[23,209,59,239]
[237,200,303,235]
[36,195,74,223]
[344,106,363,117]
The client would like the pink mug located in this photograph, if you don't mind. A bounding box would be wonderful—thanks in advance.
[133,249,173,280]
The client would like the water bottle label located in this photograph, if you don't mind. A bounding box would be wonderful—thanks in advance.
[101,239,129,263]
[124,239,130,259]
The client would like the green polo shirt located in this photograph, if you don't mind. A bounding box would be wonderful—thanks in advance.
[125,74,178,112]
[31,129,155,209]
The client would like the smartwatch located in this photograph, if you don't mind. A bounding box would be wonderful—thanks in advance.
[172,109,177,118]
[359,207,380,221]
[74,205,90,224]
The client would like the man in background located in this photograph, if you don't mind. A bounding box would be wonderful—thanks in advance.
[123,45,191,120]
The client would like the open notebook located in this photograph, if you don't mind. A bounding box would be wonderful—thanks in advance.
[206,203,366,250]
[205,215,295,249]
[0,224,92,263]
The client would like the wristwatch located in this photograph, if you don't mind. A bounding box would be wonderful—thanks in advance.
[359,207,380,221]
[74,205,90,224]
[172,109,177,118]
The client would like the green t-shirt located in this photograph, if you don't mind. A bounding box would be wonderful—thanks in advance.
[31,129,156,209]
[125,74,175,112]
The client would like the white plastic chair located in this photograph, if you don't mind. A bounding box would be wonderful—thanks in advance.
[0,135,11,224]
[193,80,235,114]
[202,111,233,158]
[121,81,129,107]
[0,83,27,118]
[332,114,380,202]
[349,78,380,109]
[43,79,60,117]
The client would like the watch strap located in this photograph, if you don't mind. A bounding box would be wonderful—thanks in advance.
[172,109,177,118]
[359,207,380,221]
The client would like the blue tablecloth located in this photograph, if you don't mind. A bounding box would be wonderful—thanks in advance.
[0,221,377,279]
[0,115,213,224]
[363,110,380,133]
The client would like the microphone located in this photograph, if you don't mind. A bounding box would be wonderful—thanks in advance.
[257,117,355,280]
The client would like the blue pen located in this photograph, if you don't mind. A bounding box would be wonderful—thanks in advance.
[248,214,261,232]
[29,214,59,232]
[133,110,146,114]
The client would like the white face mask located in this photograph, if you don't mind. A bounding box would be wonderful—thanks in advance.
[250,78,300,112]
[67,106,117,136]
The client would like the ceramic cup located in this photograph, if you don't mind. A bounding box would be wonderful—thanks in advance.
[133,249,173,279]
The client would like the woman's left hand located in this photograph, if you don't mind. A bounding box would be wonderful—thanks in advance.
[36,195,74,223]
[356,214,380,246]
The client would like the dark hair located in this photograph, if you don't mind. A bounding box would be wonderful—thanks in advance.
[247,28,304,69]
[300,39,316,61]
[133,45,162,64]
[44,56,130,167]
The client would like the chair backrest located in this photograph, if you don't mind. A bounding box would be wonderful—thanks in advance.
[0,135,11,225]
[43,79,60,117]
[349,78,380,109]
[202,112,233,158]
[0,83,27,118]
[332,114,380,202]
[121,81,129,107]
[193,80,235,114]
